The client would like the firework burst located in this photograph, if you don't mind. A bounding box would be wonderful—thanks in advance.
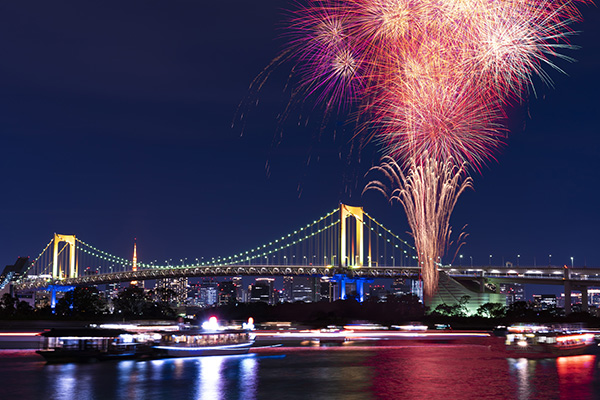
[275,0,589,300]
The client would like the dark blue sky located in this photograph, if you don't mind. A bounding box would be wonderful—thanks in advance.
[0,1,599,278]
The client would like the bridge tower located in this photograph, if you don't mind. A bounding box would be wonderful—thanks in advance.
[339,204,364,268]
[52,233,77,279]
[338,204,370,301]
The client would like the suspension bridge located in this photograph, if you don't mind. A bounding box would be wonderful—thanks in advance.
[9,204,420,292]
[4,203,600,313]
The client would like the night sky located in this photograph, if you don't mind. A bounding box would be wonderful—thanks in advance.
[1,1,599,291]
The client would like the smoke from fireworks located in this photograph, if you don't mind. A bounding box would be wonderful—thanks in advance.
[280,0,588,299]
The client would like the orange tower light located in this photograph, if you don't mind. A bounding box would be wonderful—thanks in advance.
[131,238,138,286]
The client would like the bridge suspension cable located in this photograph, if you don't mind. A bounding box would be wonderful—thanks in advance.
[150,207,342,269]
[20,205,420,284]
[363,211,418,266]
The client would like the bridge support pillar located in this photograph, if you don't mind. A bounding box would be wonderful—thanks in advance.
[334,275,371,302]
[47,285,76,314]
[564,281,572,315]
[581,287,589,312]
[356,279,364,303]
[340,277,346,300]
[478,278,485,293]
[50,287,57,314]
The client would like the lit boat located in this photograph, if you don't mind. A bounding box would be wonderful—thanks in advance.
[152,317,255,358]
[36,328,146,363]
[505,324,596,357]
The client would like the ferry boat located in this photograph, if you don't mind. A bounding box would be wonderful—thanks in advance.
[36,328,147,363]
[152,317,255,358]
[505,324,596,357]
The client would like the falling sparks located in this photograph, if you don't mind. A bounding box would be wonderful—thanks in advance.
[365,156,472,300]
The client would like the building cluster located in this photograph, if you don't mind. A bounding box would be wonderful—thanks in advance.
[1,261,419,310]
[156,276,416,308]
[7,256,600,314]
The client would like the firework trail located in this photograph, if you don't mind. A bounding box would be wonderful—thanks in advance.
[278,0,588,299]
[365,156,472,300]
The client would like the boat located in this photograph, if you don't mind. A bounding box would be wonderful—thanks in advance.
[36,327,149,363]
[504,324,596,358]
[152,317,255,358]
[36,317,256,362]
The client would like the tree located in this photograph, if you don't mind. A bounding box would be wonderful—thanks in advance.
[505,301,535,320]
[432,302,465,317]
[16,300,33,316]
[56,287,107,317]
[153,287,177,304]
[431,297,470,317]
[113,286,149,317]
[0,293,18,317]
[477,302,506,318]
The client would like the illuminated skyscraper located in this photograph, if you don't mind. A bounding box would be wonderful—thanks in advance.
[319,277,337,302]
[250,278,275,304]
[282,276,293,302]
[291,277,318,302]
[218,281,237,306]
[155,277,189,305]
[500,283,525,306]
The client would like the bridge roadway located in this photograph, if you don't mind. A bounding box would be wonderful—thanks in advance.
[446,266,600,286]
[15,265,422,290]
[14,265,600,291]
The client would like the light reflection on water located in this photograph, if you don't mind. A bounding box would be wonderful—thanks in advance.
[0,346,599,399]
[50,363,77,400]
[197,356,223,400]
[239,355,258,400]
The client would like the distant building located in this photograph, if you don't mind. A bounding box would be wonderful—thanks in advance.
[588,289,600,307]
[198,281,219,307]
[155,277,189,305]
[232,276,244,302]
[291,277,318,302]
[368,284,388,301]
[558,291,584,309]
[390,278,412,297]
[533,294,557,310]
[250,278,275,304]
[0,257,31,293]
[500,283,525,306]
[282,276,293,302]
[218,281,237,306]
[319,277,337,302]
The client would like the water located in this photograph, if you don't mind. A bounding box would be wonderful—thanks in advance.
[1,345,599,400]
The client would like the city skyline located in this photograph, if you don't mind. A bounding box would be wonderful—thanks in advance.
[0,2,599,272]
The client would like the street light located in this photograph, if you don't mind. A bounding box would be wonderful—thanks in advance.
[470,256,473,268]
[459,254,463,267]
[517,254,520,267]
[391,256,395,267]
[489,254,492,267]
[549,254,552,266]
[571,257,574,268]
